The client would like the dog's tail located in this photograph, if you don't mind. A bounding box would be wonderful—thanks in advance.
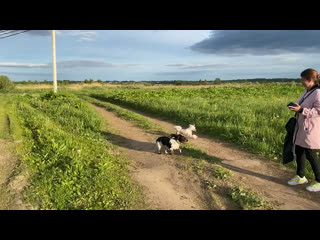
[174,126,182,133]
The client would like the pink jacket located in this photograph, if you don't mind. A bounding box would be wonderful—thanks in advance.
[293,88,320,149]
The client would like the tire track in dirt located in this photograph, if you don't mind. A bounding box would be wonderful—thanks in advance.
[0,139,31,210]
[97,103,320,210]
[91,104,216,210]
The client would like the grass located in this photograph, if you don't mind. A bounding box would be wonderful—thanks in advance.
[212,165,233,180]
[78,84,316,179]
[229,185,274,210]
[0,91,144,210]
[81,95,167,135]
[0,96,10,139]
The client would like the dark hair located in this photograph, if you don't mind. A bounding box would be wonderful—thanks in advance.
[301,68,320,86]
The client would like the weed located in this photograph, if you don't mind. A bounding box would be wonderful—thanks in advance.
[230,185,273,210]
[212,165,232,180]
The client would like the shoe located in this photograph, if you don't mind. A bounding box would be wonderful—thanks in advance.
[288,175,308,185]
[306,182,320,192]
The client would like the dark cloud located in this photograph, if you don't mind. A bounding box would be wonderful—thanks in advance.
[190,30,320,56]
[27,30,52,36]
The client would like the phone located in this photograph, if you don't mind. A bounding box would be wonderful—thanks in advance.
[287,102,298,107]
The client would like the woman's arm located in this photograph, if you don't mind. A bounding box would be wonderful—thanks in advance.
[289,91,320,118]
[301,98,320,118]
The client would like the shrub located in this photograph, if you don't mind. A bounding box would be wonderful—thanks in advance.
[0,75,15,90]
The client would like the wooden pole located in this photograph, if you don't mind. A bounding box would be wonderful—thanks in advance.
[52,30,57,93]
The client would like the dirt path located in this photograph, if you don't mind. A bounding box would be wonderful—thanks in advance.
[93,103,320,210]
[0,139,31,210]
[0,107,32,210]
[92,104,217,210]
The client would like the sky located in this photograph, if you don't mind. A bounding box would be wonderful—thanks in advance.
[0,30,320,82]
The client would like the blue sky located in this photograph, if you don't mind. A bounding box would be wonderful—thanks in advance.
[0,30,320,81]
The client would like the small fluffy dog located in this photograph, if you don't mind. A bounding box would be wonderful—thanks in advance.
[156,134,188,154]
[174,124,198,139]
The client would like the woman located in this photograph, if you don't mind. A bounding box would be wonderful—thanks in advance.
[287,68,320,192]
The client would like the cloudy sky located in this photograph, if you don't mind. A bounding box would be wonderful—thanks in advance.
[0,30,320,81]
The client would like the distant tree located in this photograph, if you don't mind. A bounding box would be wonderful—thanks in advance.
[62,80,70,85]
[97,79,103,84]
[214,78,221,84]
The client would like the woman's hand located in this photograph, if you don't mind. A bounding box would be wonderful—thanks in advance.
[288,103,302,112]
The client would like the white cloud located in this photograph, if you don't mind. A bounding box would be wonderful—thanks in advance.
[0,62,48,68]
[69,30,97,42]
[0,59,139,69]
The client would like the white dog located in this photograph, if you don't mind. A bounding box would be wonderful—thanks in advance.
[174,124,198,139]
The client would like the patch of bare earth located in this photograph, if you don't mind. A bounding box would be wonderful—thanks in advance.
[97,104,320,210]
[0,140,33,210]
[91,104,218,210]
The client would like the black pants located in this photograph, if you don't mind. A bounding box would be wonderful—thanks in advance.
[295,145,320,182]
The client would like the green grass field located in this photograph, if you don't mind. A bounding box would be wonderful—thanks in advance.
[1,81,318,209]
[78,83,317,178]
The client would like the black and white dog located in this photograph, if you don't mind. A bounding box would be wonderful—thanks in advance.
[156,134,188,154]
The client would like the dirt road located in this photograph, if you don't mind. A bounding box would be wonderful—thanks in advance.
[92,103,320,210]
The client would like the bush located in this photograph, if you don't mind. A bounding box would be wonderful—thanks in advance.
[0,75,15,90]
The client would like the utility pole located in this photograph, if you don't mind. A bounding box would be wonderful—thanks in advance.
[52,30,57,93]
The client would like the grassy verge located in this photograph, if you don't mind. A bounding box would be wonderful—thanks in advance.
[10,91,143,209]
[0,96,10,139]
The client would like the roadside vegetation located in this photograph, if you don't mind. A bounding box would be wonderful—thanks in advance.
[0,88,144,210]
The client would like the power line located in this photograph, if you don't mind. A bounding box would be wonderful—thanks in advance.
[0,30,19,37]
[0,30,31,40]
[0,30,23,38]
[0,30,31,39]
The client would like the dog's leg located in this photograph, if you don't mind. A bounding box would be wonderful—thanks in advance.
[179,149,182,154]
[156,142,162,154]
[169,148,173,155]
